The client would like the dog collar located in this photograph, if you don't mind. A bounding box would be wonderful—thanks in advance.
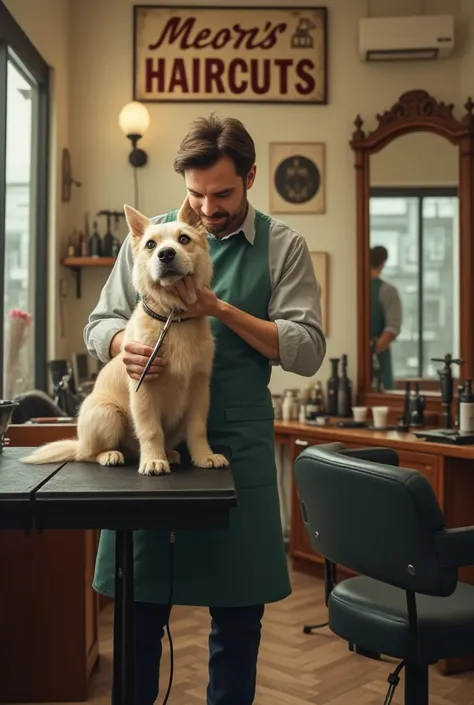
[141,297,192,323]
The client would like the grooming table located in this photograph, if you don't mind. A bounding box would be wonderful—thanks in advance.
[0,447,60,530]
[32,449,236,705]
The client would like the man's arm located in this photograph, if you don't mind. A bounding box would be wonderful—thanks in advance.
[214,301,280,360]
[83,239,136,362]
[210,232,326,375]
[177,228,326,375]
[267,228,326,377]
[377,282,402,353]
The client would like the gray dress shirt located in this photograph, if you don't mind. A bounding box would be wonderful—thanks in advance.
[379,280,402,336]
[83,203,326,377]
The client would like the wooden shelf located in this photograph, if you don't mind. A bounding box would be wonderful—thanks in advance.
[63,256,116,267]
[62,257,116,297]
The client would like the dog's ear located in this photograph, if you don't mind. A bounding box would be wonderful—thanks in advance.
[177,198,205,234]
[124,204,150,243]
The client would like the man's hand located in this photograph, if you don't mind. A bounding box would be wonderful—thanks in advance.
[122,341,166,381]
[167,276,221,318]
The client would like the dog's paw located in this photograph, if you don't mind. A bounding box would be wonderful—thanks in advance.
[139,459,171,476]
[97,450,125,467]
[193,453,229,469]
[166,449,181,465]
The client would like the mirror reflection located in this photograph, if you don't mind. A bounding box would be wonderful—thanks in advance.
[369,132,459,390]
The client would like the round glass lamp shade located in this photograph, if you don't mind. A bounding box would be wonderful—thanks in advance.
[119,101,150,137]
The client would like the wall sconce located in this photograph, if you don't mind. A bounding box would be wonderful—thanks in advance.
[118,101,150,168]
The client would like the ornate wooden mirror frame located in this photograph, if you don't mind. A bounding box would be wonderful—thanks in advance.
[351,90,474,421]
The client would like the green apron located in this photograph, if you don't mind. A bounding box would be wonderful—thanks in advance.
[92,209,291,607]
[370,277,394,390]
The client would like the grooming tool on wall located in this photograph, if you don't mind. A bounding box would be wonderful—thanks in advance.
[135,310,175,392]
[408,382,426,428]
[432,354,464,429]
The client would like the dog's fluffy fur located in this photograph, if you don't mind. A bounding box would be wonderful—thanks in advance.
[22,204,228,475]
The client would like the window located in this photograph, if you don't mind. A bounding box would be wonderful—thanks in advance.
[370,188,459,380]
[0,2,49,397]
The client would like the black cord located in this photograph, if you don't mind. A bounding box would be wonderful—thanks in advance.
[133,167,139,210]
[160,528,175,705]
[383,660,405,705]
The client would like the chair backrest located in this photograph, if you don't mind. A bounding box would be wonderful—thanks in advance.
[293,442,458,597]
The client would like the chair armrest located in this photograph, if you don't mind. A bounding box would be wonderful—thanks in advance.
[339,447,399,467]
[436,526,474,568]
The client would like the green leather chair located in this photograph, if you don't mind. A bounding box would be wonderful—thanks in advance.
[293,442,474,705]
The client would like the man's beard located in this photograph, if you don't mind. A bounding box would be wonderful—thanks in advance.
[200,188,248,236]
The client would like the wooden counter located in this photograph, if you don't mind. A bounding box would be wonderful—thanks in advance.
[1,423,99,703]
[275,420,474,675]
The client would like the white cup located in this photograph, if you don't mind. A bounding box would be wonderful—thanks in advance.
[352,406,368,422]
[372,406,389,428]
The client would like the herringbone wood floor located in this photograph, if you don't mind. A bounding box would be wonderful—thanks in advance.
[29,565,474,704]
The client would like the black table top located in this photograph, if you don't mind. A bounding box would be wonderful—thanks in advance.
[0,448,62,529]
[34,459,237,530]
[0,447,236,531]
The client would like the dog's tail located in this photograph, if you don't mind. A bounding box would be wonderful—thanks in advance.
[21,439,79,465]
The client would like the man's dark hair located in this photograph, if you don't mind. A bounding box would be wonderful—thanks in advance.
[370,245,388,268]
[173,114,256,178]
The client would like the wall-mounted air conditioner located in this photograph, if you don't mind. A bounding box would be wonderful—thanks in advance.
[359,15,454,62]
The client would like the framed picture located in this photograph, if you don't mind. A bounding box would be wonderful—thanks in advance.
[133,5,328,104]
[269,142,325,214]
[310,251,329,335]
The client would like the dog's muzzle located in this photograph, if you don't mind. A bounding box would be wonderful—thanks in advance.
[156,246,188,280]
[158,246,176,264]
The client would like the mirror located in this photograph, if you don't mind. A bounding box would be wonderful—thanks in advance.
[369,132,459,390]
[351,89,474,411]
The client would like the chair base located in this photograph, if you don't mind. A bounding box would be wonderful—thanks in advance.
[405,663,428,705]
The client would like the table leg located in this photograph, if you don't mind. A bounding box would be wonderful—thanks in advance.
[113,529,135,705]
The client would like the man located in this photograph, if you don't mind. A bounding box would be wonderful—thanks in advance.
[84,114,326,705]
[370,245,402,390]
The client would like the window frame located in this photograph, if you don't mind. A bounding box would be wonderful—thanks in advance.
[0,1,49,395]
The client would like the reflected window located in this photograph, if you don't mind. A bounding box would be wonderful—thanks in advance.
[370,188,459,379]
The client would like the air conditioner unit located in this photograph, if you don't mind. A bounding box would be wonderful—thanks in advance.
[359,15,454,62]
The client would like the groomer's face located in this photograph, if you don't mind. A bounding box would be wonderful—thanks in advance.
[185,156,256,236]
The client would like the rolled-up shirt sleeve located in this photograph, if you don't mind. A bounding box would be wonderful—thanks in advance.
[379,281,402,337]
[268,226,326,377]
[83,237,136,362]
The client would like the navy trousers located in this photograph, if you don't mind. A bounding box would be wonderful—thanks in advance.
[115,601,265,705]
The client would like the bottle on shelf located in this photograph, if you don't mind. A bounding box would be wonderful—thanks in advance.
[326,358,340,416]
[337,354,352,418]
[90,221,102,258]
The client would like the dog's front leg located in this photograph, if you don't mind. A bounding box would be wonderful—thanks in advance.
[185,372,229,469]
[130,387,170,476]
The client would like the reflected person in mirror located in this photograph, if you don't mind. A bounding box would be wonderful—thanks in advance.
[370,245,402,389]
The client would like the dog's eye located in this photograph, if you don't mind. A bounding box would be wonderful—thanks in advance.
[145,240,156,250]
[178,234,191,245]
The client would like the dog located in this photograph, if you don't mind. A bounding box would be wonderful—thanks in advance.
[22,204,229,475]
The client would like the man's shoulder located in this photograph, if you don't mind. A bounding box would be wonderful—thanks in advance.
[257,210,306,249]
[380,280,400,299]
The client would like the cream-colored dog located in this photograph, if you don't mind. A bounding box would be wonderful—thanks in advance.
[22,205,229,475]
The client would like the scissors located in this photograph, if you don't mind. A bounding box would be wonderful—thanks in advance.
[135,310,175,392]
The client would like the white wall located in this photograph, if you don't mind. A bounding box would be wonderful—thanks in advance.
[7,0,472,396]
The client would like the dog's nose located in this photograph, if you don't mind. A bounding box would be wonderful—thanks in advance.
[158,247,176,263]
